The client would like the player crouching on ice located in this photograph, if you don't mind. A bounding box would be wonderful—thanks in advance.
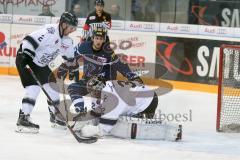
[71,77,182,141]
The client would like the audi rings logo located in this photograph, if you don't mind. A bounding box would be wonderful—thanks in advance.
[143,23,155,30]
[0,15,12,23]
[34,17,46,24]
[216,28,227,35]
[180,26,191,32]
[0,32,7,49]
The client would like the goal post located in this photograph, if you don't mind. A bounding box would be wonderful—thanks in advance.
[217,44,240,132]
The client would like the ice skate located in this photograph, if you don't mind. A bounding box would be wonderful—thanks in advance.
[16,110,39,134]
[48,107,67,130]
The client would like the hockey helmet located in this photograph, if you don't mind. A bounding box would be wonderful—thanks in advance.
[87,76,106,98]
[60,12,78,27]
[95,0,104,6]
[92,27,107,39]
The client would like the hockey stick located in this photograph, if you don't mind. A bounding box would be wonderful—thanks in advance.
[81,54,120,66]
[61,78,69,122]
[26,65,98,144]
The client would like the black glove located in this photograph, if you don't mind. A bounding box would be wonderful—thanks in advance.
[18,52,33,68]
[57,57,79,80]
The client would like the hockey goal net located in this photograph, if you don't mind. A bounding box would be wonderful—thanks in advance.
[217,44,240,132]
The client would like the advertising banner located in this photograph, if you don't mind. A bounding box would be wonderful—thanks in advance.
[156,35,240,84]
[13,15,51,25]
[125,21,159,32]
[1,0,65,17]
[0,14,13,23]
[160,23,198,35]
[111,20,125,30]
[109,30,156,78]
[198,25,234,37]
[0,23,11,67]
[189,0,240,27]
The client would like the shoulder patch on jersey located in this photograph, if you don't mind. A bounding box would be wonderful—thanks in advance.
[89,16,96,20]
[47,27,55,34]
[111,51,116,59]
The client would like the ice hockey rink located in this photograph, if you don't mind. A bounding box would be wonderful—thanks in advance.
[0,75,240,160]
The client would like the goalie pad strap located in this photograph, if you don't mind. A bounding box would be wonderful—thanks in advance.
[99,118,118,125]
[131,123,137,139]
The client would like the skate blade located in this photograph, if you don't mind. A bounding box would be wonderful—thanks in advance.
[51,123,67,130]
[15,126,39,134]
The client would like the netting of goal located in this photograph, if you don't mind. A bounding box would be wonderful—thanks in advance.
[217,45,240,132]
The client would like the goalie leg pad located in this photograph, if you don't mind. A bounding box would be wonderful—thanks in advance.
[110,116,182,141]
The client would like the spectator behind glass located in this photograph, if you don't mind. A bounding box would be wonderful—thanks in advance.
[72,3,84,18]
[131,0,144,21]
[111,4,123,20]
[38,5,55,17]
[144,0,157,22]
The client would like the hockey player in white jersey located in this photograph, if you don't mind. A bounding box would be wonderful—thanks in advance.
[15,12,78,133]
[72,77,182,141]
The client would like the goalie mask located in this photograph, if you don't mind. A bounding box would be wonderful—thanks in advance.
[87,76,106,98]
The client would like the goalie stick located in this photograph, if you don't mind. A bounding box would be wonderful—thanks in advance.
[26,65,98,144]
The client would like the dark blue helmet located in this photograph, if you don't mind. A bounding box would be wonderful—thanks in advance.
[60,12,78,27]
[95,0,104,6]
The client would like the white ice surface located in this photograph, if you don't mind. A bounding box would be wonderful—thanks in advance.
[0,76,240,160]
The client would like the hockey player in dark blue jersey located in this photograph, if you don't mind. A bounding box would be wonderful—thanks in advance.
[58,27,142,114]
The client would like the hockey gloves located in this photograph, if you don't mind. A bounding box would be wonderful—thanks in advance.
[16,49,34,68]
[57,57,79,80]
[20,53,32,67]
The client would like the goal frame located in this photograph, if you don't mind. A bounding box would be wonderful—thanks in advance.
[216,44,240,132]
